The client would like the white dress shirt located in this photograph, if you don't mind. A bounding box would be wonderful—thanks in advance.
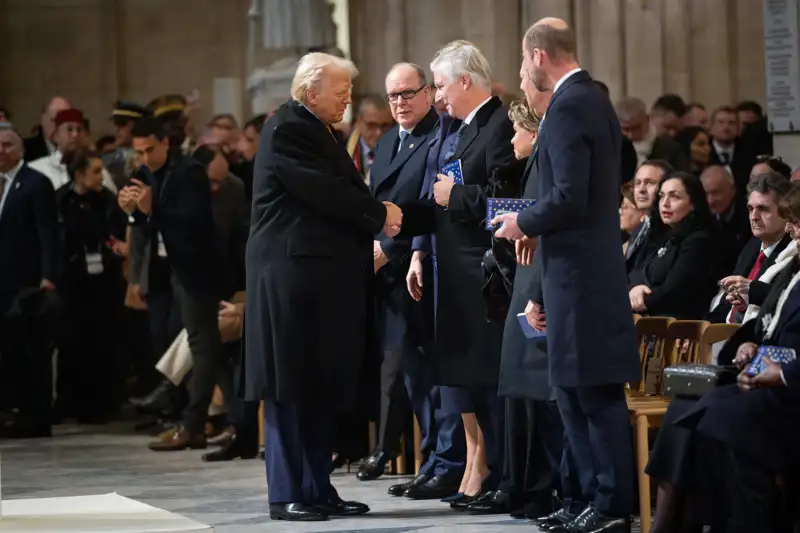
[463,97,493,125]
[0,159,23,218]
[713,140,735,165]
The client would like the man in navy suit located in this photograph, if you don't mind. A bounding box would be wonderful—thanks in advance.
[493,18,640,533]
[0,123,59,438]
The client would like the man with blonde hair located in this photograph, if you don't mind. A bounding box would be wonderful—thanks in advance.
[244,51,403,521]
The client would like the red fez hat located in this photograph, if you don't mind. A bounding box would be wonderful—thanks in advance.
[55,109,85,128]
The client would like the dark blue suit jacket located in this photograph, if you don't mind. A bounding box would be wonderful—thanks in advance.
[371,108,439,349]
[517,70,640,388]
[0,164,59,314]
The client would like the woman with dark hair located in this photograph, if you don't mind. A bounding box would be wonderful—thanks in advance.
[627,171,726,318]
[674,126,711,175]
[56,146,127,423]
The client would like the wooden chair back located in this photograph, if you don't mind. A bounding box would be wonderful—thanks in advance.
[700,323,741,364]
[632,317,674,392]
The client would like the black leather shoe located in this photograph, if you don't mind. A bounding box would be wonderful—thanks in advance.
[129,379,173,413]
[552,506,631,533]
[314,498,370,516]
[202,434,259,462]
[404,475,461,500]
[357,450,389,481]
[269,502,327,521]
[388,473,430,496]
[533,507,576,531]
[449,492,481,510]
[466,490,514,514]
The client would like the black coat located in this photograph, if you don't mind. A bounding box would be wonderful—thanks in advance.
[707,235,791,323]
[400,96,516,388]
[516,70,641,388]
[499,154,551,400]
[243,100,387,410]
[129,154,226,298]
[23,132,49,163]
[710,139,756,194]
[629,219,727,319]
[678,258,800,473]
[0,164,59,314]
[371,108,439,350]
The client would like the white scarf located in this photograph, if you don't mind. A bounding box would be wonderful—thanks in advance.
[763,262,800,340]
[743,240,798,324]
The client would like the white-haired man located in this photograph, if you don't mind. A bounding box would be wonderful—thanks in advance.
[243,52,402,522]
[399,40,516,501]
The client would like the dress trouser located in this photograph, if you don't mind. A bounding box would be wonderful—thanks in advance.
[263,400,338,504]
[173,279,231,434]
[555,384,634,517]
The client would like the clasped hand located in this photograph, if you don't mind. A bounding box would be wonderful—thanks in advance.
[383,201,402,237]
[118,178,152,215]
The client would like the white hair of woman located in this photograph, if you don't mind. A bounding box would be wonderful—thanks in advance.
[290,52,358,103]
[430,40,493,91]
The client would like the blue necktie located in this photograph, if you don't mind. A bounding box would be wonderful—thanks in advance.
[398,130,409,153]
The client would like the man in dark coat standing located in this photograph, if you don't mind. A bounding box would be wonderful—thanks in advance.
[244,52,402,522]
[492,18,641,533]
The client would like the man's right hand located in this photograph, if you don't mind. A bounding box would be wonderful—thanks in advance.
[118,186,139,215]
[383,202,402,237]
[407,251,425,301]
[525,300,546,331]
[131,283,143,302]
[515,236,537,265]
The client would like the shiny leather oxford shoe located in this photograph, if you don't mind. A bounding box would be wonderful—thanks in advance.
[357,450,389,481]
[551,506,631,533]
[404,475,461,500]
[466,490,513,514]
[388,472,430,496]
[148,426,206,451]
[269,502,327,521]
[207,426,235,447]
[314,497,370,516]
[201,434,258,462]
[533,507,576,531]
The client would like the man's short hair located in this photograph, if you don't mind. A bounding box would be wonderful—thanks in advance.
[701,164,736,186]
[388,62,427,87]
[652,94,687,117]
[711,105,738,122]
[686,102,705,112]
[0,106,11,120]
[523,23,577,61]
[291,52,358,104]
[736,100,764,118]
[244,114,267,134]
[357,94,390,116]
[95,135,117,152]
[0,122,23,150]
[430,40,493,91]
[615,98,647,121]
[639,159,674,176]
[748,171,792,199]
[131,116,167,140]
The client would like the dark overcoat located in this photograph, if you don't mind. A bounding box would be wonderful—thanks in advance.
[517,71,641,388]
[243,100,387,411]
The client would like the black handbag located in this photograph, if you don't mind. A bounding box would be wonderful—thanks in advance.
[662,364,738,399]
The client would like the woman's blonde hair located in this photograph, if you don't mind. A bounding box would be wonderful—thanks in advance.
[508,97,541,133]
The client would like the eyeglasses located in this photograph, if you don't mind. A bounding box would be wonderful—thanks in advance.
[756,154,782,164]
[387,85,426,103]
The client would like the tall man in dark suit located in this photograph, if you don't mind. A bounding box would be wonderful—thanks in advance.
[244,52,402,522]
[118,117,231,451]
[493,19,641,533]
[0,123,59,438]
[358,63,443,481]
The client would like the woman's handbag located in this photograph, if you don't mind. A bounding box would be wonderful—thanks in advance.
[662,364,738,398]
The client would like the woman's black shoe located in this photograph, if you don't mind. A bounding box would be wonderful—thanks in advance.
[202,434,258,462]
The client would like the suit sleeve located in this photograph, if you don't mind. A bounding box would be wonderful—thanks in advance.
[522,249,544,304]
[380,232,411,262]
[32,176,59,282]
[641,233,716,312]
[749,280,771,306]
[148,165,215,234]
[447,118,516,223]
[271,122,386,235]
[517,105,592,237]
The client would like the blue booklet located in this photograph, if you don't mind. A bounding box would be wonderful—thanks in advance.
[486,198,536,230]
[440,160,464,185]
[745,345,796,376]
[517,313,546,339]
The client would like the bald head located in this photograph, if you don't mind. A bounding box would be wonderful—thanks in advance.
[42,96,72,140]
[524,18,577,61]
[700,165,736,215]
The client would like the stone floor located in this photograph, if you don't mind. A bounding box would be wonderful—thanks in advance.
[0,425,643,532]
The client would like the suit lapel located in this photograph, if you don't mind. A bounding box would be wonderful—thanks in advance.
[520,149,538,193]
[0,168,24,224]
[449,97,502,162]
[369,126,398,191]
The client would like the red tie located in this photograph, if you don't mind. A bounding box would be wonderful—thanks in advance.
[727,251,767,323]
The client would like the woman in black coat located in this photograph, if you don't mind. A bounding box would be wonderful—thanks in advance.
[628,171,726,319]
[646,185,800,532]
[56,146,127,423]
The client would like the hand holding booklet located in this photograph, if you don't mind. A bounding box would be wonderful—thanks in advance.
[486,198,536,230]
[440,160,464,184]
[517,313,546,339]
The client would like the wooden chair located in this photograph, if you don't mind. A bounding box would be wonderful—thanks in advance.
[628,319,708,533]
[630,317,674,394]
[700,323,741,364]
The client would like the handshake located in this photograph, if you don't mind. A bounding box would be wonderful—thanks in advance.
[383,201,403,238]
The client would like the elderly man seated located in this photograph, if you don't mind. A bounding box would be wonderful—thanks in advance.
[645,181,800,533]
